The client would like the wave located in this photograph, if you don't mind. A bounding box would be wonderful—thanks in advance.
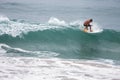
[0,18,120,44]
[0,16,119,45]
[0,16,103,37]
[0,16,120,60]
[0,2,23,6]
[0,43,59,57]
[0,28,120,60]
[0,2,25,9]
[0,16,70,37]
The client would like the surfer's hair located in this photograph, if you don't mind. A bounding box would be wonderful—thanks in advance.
[90,19,93,22]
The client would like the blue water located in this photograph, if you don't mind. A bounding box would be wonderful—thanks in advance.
[0,0,120,80]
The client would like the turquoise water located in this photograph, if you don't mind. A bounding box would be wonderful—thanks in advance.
[0,26,120,60]
[0,17,120,60]
[0,0,120,80]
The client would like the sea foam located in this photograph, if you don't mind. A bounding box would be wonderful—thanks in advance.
[0,57,119,80]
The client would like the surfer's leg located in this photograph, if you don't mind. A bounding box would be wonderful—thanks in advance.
[89,26,93,32]
[85,26,88,30]
[84,24,88,30]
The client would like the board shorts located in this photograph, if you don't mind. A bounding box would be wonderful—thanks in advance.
[84,24,91,26]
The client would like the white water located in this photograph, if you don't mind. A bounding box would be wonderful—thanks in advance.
[0,16,67,37]
[0,16,103,37]
[0,57,120,80]
[0,43,119,80]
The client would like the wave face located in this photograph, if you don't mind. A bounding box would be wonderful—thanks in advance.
[0,16,120,60]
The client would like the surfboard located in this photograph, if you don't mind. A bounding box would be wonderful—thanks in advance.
[80,26,103,33]
[83,28,94,33]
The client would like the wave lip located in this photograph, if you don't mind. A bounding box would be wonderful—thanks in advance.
[0,16,70,37]
[0,16,104,37]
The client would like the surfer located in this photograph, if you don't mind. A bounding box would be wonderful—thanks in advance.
[83,19,93,32]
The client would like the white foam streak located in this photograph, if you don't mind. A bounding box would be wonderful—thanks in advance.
[0,44,59,57]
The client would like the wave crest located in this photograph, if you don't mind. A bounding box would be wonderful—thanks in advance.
[0,15,10,22]
[48,17,68,26]
[0,16,103,37]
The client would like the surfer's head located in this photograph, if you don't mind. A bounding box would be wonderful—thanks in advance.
[90,19,93,22]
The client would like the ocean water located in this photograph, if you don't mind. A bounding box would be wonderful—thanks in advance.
[0,0,120,80]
